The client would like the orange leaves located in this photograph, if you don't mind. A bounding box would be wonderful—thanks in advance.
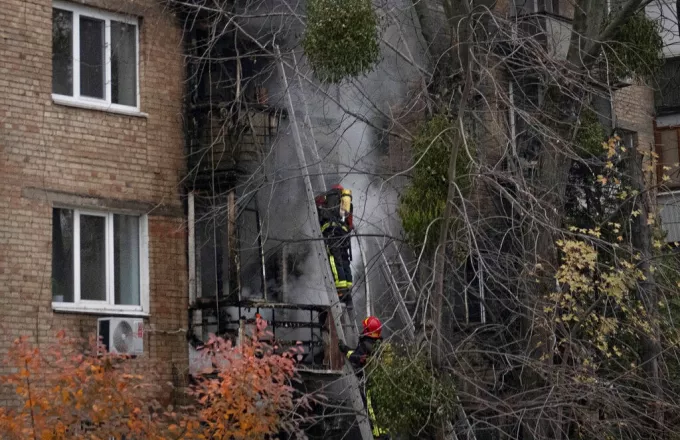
[188,316,307,439]
[0,319,308,440]
[0,334,174,440]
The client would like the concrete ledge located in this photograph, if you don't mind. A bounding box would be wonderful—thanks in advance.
[22,187,183,218]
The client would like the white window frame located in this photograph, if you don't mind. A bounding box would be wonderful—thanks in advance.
[52,1,141,115]
[52,208,150,316]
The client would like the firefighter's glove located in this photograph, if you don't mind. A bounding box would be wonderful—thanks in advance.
[338,341,350,354]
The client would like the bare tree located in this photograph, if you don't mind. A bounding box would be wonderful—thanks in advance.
[168,0,680,438]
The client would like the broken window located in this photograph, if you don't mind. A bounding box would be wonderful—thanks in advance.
[238,201,265,299]
[194,196,238,300]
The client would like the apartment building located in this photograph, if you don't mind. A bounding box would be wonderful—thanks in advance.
[648,0,680,241]
[0,0,187,405]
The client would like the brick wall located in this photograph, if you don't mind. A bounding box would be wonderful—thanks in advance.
[614,84,656,187]
[0,0,188,407]
[614,84,656,150]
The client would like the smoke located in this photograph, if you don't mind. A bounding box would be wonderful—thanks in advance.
[238,0,427,328]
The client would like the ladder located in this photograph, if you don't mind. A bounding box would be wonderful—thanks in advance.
[276,46,374,440]
[374,239,476,440]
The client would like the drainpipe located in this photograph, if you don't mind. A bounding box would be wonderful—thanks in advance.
[188,192,201,340]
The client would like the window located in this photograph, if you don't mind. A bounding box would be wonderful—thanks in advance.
[52,208,149,314]
[453,256,486,326]
[656,128,680,188]
[52,1,139,112]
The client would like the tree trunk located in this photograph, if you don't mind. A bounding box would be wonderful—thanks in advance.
[629,144,664,434]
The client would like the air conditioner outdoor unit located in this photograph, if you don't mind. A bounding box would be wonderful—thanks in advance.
[97,317,144,356]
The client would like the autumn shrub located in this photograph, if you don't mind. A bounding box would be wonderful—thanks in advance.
[0,318,307,440]
[0,330,180,440]
[186,316,309,439]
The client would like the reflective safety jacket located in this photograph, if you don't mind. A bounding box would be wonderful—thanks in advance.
[344,336,380,370]
[343,337,389,438]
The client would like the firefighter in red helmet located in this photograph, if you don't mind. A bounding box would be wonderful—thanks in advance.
[339,316,382,368]
[339,316,390,439]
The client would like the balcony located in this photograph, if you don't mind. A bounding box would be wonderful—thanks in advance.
[183,25,286,191]
[186,101,285,190]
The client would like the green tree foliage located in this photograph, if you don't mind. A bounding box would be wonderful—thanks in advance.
[606,12,663,81]
[302,0,380,83]
[368,343,457,436]
[398,115,472,249]
[574,108,607,158]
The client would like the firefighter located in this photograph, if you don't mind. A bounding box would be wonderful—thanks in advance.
[317,184,353,300]
[338,316,390,439]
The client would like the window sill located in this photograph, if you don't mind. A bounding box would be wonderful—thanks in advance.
[52,303,149,317]
[52,95,148,118]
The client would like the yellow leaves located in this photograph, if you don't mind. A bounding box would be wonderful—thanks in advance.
[602,138,618,159]
[597,175,608,185]
[549,235,652,362]
[647,213,656,225]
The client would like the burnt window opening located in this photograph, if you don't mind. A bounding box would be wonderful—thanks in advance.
[191,28,272,107]
[375,117,391,156]
[186,28,285,179]
[195,196,233,301]
[193,191,267,303]
[237,197,266,300]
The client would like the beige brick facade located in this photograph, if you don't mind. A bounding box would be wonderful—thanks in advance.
[0,0,188,406]
[614,84,656,151]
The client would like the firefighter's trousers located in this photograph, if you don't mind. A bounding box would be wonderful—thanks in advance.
[361,387,389,438]
[327,245,351,289]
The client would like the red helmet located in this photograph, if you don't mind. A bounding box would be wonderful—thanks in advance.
[362,316,382,339]
[331,184,344,191]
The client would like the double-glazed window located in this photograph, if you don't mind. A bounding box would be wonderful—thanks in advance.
[52,1,139,110]
[52,208,149,313]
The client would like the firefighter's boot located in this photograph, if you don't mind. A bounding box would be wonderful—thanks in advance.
[337,287,352,303]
